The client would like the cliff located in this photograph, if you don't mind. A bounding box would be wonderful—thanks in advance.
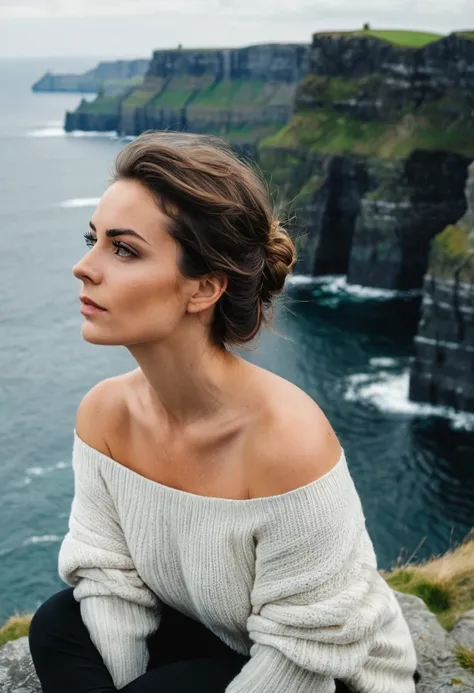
[409,161,474,412]
[60,30,474,413]
[64,44,309,145]
[32,59,149,95]
[258,31,474,287]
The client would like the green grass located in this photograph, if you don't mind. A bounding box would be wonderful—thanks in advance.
[457,31,474,40]
[0,614,32,646]
[150,76,215,109]
[102,76,144,90]
[316,28,443,47]
[428,224,474,282]
[122,88,158,108]
[456,644,474,675]
[77,94,123,114]
[191,79,270,109]
[260,109,474,159]
[362,29,442,47]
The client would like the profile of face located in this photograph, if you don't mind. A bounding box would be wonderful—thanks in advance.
[72,178,223,348]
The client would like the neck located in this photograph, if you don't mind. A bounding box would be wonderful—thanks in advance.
[127,333,246,432]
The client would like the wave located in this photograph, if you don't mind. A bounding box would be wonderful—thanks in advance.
[15,460,69,488]
[287,274,421,299]
[22,535,62,546]
[56,198,101,208]
[27,127,119,139]
[27,127,66,138]
[343,367,474,431]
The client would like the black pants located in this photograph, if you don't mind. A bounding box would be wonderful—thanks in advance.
[28,586,353,692]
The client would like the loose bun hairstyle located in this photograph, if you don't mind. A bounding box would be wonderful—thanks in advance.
[112,131,297,350]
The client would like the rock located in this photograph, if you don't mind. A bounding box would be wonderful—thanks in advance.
[1,594,474,692]
[394,591,474,691]
[451,610,474,650]
[0,636,39,693]
[409,160,474,413]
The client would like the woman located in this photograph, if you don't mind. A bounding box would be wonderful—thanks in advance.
[28,131,419,693]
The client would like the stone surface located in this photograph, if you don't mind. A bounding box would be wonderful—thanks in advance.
[297,32,474,120]
[394,592,474,692]
[409,161,474,412]
[451,610,474,650]
[2,592,474,692]
[0,636,40,693]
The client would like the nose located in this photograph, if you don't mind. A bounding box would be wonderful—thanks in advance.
[72,253,101,284]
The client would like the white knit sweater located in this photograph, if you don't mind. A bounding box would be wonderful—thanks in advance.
[57,430,417,692]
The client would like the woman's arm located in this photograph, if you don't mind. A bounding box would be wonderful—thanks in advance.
[58,384,162,690]
[225,411,418,693]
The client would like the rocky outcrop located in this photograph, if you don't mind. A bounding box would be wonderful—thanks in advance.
[296,32,474,120]
[64,44,309,140]
[349,151,470,290]
[258,31,474,288]
[409,161,474,412]
[2,591,473,692]
[32,60,149,95]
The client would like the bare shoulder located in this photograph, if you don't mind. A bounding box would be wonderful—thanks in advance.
[249,374,343,498]
[75,371,133,456]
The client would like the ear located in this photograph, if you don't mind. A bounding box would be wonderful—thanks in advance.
[186,273,228,314]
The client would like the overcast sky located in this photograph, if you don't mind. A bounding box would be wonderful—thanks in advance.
[0,0,471,58]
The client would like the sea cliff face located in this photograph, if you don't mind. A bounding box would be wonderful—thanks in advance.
[65,44,309,144]
[409,161,474,413]
[258,31,474,289]
[33,60,149,95]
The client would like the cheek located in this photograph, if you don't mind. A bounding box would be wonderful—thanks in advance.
[120,266,183,319]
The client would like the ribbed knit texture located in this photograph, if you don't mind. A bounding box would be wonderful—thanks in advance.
[58,430,418,692]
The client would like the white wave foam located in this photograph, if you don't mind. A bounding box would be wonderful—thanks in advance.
[343,368,474,430]
[369,357,398,368]
[57,198,101,208]
[15,460,69,488]
[287,273,342,287]
[69,130,118,138]
[27,127,119,139]
[286,274,319,286]
[22,535,62,546]
[27,127,65,138]
[25,461,68,477]
[288,274,421,299]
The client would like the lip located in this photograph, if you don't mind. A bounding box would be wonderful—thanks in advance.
[80,302,106,316]
[80,296,106,310]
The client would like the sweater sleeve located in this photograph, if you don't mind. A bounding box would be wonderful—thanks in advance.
[57,440,162,690]
[225,455,418,693]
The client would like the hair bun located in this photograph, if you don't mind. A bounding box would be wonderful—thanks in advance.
[260,219,297,303]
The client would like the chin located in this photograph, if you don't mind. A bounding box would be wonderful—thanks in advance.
[80,324,125,346]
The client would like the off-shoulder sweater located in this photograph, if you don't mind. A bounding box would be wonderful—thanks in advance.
[57,430,418,692]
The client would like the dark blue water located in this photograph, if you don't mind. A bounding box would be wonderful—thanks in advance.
[0,58,473,625]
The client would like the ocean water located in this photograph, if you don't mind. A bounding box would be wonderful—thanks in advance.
[0,58,473,625]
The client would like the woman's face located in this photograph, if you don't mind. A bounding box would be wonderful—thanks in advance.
[72,178,194,346]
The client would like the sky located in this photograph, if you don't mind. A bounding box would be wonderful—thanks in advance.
[0,0,471,58]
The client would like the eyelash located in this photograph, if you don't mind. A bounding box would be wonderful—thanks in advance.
[83,231,137,259]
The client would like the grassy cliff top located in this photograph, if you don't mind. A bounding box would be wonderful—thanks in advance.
[314,29,451,48]
[362,29,442,47]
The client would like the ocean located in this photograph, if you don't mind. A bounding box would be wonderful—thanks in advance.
[0,57,473,625]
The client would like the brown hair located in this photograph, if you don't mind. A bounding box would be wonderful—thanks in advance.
[112,131,297,350]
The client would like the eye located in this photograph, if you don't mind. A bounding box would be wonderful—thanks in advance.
[82,231,137,259]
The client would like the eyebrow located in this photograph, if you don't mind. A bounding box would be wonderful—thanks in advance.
[89,221,151,245]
